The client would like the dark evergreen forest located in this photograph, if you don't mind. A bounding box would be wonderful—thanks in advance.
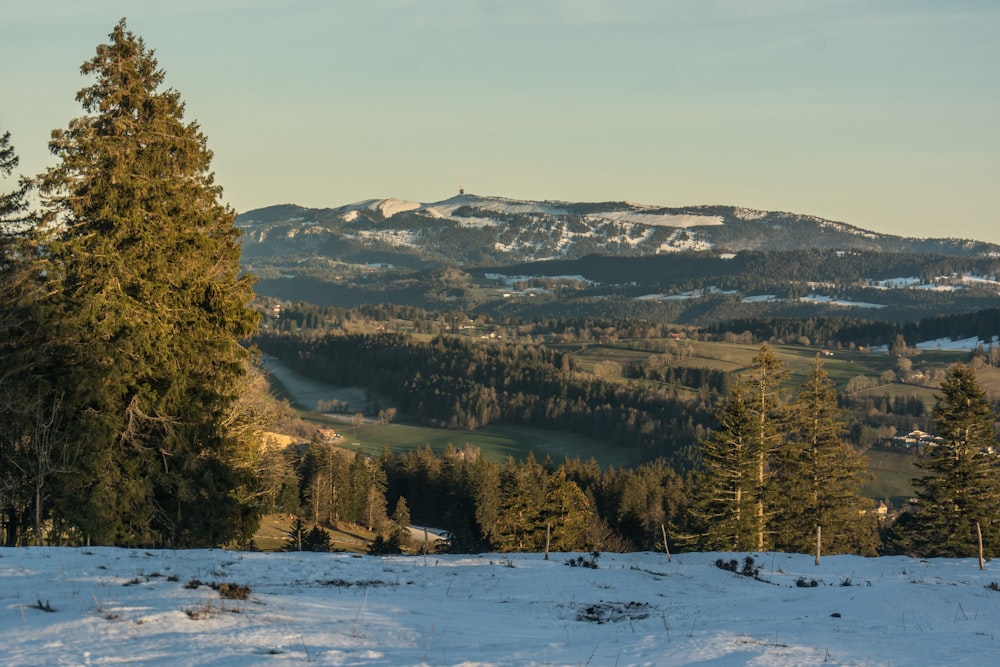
[255,331,714,469]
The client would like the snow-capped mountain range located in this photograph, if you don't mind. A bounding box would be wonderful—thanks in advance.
[236,194,999,267]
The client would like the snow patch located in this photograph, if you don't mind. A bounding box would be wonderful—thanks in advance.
[799,294,886,309]
[585,211,723,228]
[657,229,713,252]
[377,198,421,218]
[743,294,780,303]
[3,548,999,666]
[916,335,1000,351]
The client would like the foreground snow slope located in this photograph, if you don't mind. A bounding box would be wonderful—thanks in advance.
[3,548,999,666]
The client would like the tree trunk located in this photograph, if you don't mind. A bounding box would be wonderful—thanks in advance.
[977,521,984,571]
[661,523,672,562]
[815,525,821,566]
[35,480,44,547]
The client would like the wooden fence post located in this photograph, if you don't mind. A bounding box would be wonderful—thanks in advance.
[977,521,985,571]
[660,523,672,562]
[815,525,822,566]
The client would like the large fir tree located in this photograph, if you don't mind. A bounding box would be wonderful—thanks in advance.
[688,385,761,551]
[2,130,56,546]
[494,455,594,552]
[0,129,30,232]
[740,344,788,551]
[20,19,262,546]
[898,364,1000,557]
[772,357,878,555]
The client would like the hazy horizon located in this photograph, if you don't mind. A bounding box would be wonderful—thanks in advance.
[3,1,999,243]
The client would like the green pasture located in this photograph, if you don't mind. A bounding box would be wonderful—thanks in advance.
[974,366,1000,398]
[309,418,640,469]
[850,382,940,410]
[567,339,976,401]
[862,448,919,502]
[569,339,890,391]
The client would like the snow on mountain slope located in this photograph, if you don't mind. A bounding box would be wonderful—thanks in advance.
[235,194,1000,264]
[342,198,422,219]
[423,194,573,218]
[585,210,723,228]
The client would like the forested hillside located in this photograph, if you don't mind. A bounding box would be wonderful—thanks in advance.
[248,299,1000,558]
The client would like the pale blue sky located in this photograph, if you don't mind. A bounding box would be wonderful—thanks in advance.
[2,1,999,242]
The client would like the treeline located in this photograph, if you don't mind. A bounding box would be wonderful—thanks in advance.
[622,361,732,396]
[712,307,1000,350]
[281,440,687,553]
[262,298,1000,362]
[280,349,1000,560]
[255,331,713,465]
[489,250,1000,295]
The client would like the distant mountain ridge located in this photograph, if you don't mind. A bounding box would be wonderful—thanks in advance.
[237,194,999,267]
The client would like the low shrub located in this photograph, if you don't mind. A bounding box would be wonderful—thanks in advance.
[566,552,601,569]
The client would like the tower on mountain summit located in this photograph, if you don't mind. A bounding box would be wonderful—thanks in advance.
[459,177,464,196]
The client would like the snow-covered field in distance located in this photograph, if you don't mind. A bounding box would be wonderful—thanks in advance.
[3,547,999,666]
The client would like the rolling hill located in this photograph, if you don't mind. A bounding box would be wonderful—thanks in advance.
[236,195,1000,326]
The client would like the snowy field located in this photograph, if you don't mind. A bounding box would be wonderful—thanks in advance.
[3,547,1000,666]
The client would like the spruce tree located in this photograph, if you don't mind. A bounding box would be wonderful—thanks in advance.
[1,129,32,544]
[391,495,412,549]
[901,364,1000,557]
[772,357,877,555]
[0,129,30,232]
[392,495,411,533]
[494,456,594,552]
[21,19,261,546]
[688,385,761,551]
[740,344,788,551]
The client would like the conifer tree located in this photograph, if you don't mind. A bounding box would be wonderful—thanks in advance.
[688,344,788,552]
[494,456,594,552]
[688,385,760,551]
[0,129,30,233]
[18,19,261,546]
[772,357,878,555]
[740,344,788,551]
[391,495,412,548]
[899,364,1000,557]
[0,129,33,544]
[0,127,34,393]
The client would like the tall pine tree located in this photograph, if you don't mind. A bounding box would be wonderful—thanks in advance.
[21,19,261,546]
[688,344,790,552]
[688,384,761,551]
[0,129,30,233]
[898,364,1000,557]
[772,357,878,555]
[741,344,788,551]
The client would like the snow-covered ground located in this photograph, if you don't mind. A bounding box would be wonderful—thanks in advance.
[915,336,1000,352]
[3,547,999,666]
[869,335,999,354]
[798,295,886,309]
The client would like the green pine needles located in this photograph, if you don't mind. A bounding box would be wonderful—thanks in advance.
[891,364,1000,558]
[1,19,263,547]
[689,345,878,555]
